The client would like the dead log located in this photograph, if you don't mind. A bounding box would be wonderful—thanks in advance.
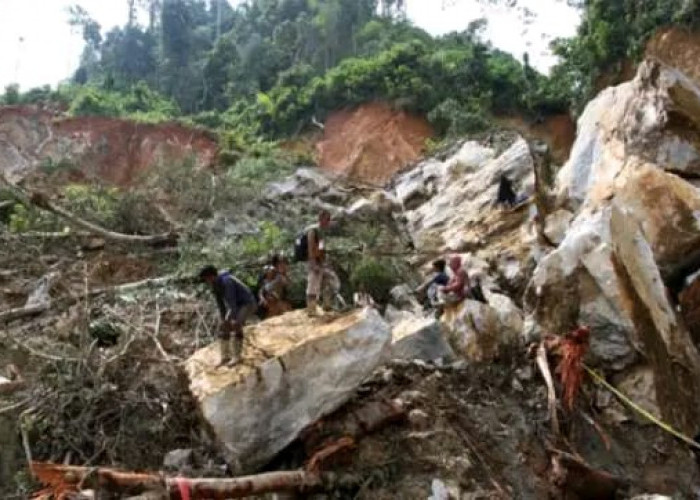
[166,471,324,498]
[0,303,49,325]
[0,174,177,246]
[549,450,628,500]
[31,462,344,499]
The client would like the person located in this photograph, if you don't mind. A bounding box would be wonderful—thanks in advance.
[415,259,450,306]
[437,255,471,307]
[199,265,256,366]
[496,174,517,208]
[306,209,341,315]
[259,255,292,318]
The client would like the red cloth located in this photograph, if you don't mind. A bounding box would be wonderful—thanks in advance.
[176,477,191,500]
[442,268,469,299]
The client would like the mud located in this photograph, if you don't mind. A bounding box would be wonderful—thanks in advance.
[317,102,434,186]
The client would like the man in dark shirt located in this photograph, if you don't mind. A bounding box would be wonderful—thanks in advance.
[199,265,256,366]
[415,259,450,306]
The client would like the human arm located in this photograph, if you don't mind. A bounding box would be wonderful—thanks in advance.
[441,270,467,294]
[308,228,322,263]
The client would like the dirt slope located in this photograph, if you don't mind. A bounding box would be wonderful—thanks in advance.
[317,102,434,186]
[0,106,218,185]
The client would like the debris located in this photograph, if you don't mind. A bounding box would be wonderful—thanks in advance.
[555,326,590,411]
[0,173,178,246]
[163,449,194,472]
[535,342,560,436]
[428,478,450,500]
[549,449,627,500]
[30,461,356,499]
[408,409,431,430]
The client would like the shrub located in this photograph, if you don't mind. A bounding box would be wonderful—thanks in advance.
[350,257,398,305]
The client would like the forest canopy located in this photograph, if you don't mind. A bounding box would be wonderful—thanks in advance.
[4,0,700,142]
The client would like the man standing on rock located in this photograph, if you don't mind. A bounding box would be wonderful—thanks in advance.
[199,265,256,365]
[305,209,341,315]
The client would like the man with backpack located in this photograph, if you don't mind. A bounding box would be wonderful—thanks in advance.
[199,265,256,366]
[294,209,340,316]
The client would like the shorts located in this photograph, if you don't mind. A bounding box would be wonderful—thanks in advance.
[307,261,340,299]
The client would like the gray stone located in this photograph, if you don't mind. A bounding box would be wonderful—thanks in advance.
[544,209,573,246]
[390,315,455,362]
[183,308,390,474]
[408,409,431,430]
[163,448,194,470]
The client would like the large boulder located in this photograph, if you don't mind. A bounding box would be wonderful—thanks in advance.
[557,60,700,210]
[441,298,521,362]
[525,207,638,370]
[394,138,534,253]
[183,308,390,474]
[609,205,700,434]
[390,314,455,362]
[527,59,700,434]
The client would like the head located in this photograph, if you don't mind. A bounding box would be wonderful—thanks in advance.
[432,259,447,274]
[198,265,218,285]
[319,209,331,229]
[270,254,289,274]
[449,255,462,273]
[276,255,289,274]
[263,265,276,279]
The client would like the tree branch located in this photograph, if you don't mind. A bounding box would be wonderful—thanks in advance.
[0,174,178,246]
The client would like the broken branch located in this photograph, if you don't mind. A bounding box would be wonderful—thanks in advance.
[535,342,560,436]
[0,303,49,325]
[30,462,350,498]
[0,174,177,246]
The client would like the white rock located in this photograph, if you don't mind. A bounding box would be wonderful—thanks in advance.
[183,308,391,473]
[428,478,450,500]
[441,299,520,362]
[544,209,573,246]
[390,314,455,362]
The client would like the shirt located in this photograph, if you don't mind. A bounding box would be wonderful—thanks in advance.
[213,272,255,320]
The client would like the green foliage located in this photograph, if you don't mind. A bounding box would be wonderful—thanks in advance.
[62,184,120,226]
[2,84,21,105]
[350,257,398,305]
[226,155,296,186]
[68,83,179,121]
[8,203,61,233]
[551,0,700,110]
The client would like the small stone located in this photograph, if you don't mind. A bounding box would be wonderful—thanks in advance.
[398,390,425,406]
[163,448,194,470]
[450,360,469,371]
[408,409,431,430]
[515,365,533,382]
[511,378,524,393]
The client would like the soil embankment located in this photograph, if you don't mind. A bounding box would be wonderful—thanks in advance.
[0,106,218,185]
[316,102,434,186]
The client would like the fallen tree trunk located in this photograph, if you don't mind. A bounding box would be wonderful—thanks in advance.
[0,303,49,325]
[31,462,348,499]
[0,174,177,246]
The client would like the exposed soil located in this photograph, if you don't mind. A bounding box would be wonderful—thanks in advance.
[317,102,434,186]
[0,106,218,186]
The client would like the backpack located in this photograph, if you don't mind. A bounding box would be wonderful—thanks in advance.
[293,228,316,262]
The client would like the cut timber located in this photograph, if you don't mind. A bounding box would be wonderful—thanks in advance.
[184,307,391,474]
[31,462,345,498]
[0,174,177,246]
